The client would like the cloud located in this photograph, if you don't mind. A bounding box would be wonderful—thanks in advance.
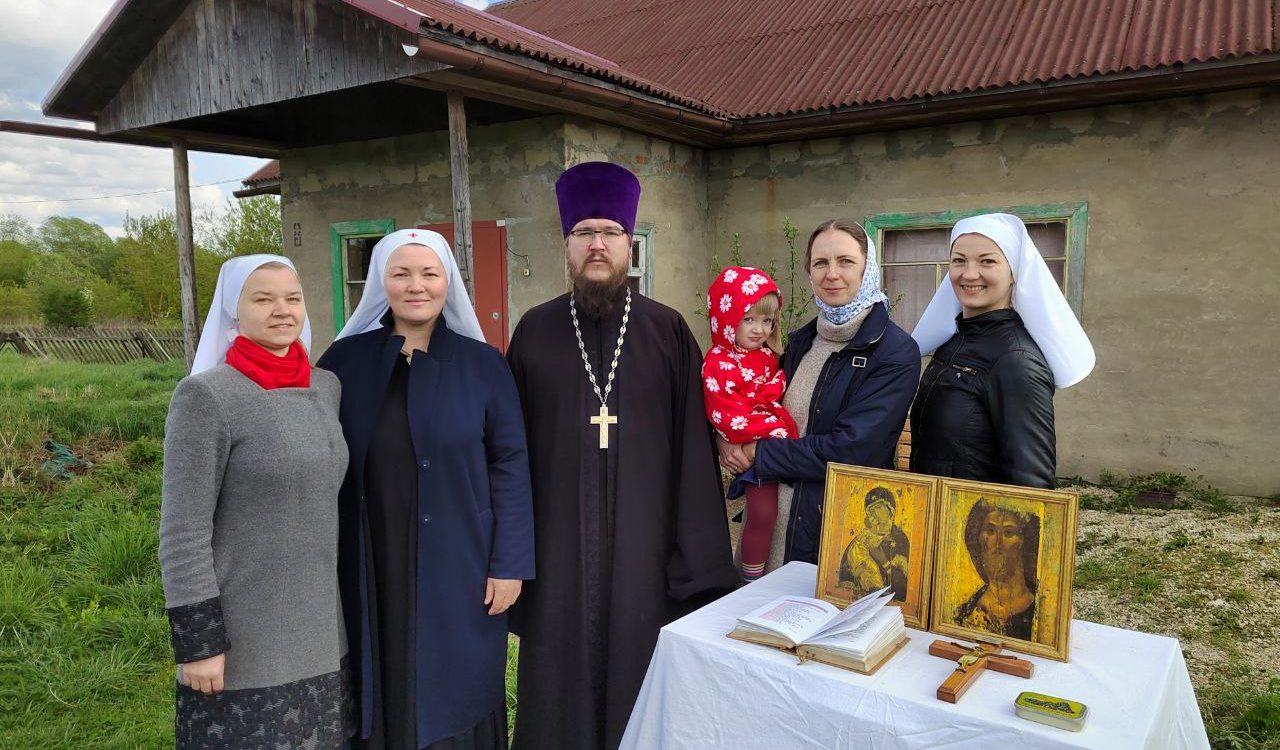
[0,131,264,237]
[0,0,267,235]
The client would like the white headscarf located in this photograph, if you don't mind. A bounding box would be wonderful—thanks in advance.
[191,254,311,375]
[910,213,1095,388]
[334,228,485,343]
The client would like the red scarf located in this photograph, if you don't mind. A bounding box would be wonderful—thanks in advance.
[225,335,311,390]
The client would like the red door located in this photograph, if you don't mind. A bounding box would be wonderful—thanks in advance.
[420,221,509,352]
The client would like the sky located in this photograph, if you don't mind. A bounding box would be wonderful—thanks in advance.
[0,0,489,239]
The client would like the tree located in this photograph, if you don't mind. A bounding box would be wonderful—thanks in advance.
[0,239,36,284]
[38,216,117,278]
[0,214,37,244]
[113,211,222,321]
[113,213,181,321]
[207,196,283,257]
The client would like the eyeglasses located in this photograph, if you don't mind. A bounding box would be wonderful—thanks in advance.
[568,227,628,242]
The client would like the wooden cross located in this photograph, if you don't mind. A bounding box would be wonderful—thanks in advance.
[928,639,1034,703]
[590,404,618,450]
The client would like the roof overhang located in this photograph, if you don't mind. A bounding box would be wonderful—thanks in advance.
[0,119,278,157]
[43,0,190,122]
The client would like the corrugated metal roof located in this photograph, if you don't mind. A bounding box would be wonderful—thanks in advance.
[373,0,728,114]
[242,160,280,186]
[490,0,1279,117]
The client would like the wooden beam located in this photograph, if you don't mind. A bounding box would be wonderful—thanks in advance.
[172,138,199,371]
[447,91,475,301]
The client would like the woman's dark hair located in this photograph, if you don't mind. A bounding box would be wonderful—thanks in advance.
[962,498,1040,588]
[806,219,869,269]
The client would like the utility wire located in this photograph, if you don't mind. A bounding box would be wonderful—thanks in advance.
[0,178,243,205]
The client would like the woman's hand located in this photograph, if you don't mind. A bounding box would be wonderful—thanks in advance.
[180,654,225,694]
[485,578,522,615]
[716,436,750,474]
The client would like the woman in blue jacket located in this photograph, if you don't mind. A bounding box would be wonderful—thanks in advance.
[317,229,534,750]
[721,219,920,568]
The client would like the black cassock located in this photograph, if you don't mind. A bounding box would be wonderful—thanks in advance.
[506,290,738,750]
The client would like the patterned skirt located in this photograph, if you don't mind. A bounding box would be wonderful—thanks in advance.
[174,656,355,749]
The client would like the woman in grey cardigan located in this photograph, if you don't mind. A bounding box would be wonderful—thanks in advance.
[159,255,352,749]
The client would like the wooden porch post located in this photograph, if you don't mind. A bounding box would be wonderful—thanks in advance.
[447,91,475,301]
[172,138,199,371]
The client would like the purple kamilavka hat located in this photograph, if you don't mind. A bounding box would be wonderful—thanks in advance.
[555,161,641,237]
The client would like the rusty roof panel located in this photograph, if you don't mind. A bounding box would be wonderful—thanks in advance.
[490,0,1280,117]
[379,0,729,113]
[243,160,281,185]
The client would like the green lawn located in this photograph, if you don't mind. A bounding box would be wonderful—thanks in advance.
[3,352,1276,748]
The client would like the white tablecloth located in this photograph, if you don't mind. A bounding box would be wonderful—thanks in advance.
[621,562,1209,750]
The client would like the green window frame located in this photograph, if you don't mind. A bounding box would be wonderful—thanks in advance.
[329,218,396,331]
[628,225,654,295]
[864,202,1088,318]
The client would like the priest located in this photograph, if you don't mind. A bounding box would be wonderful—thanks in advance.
[507,161,738,749]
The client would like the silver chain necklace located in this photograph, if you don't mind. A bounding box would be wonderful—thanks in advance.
[570,286,631,449]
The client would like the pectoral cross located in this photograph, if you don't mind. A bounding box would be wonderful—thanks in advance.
[928,638,1033,703]
[590,404,618,449]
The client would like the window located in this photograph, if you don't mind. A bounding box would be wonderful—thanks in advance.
[627,226,654,296]
[329,219,395,331]
[864,203,1087,332]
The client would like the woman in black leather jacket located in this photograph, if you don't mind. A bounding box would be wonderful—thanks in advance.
[909,213,1095,489]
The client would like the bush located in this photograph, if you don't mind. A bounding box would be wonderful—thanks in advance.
[83,276,141,323]
[37,281,92,327]
[0,281,36,323]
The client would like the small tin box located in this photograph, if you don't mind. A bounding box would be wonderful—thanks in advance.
[1014,691,1088,731]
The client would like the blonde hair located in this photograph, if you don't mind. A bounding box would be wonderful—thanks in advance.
[746,292,783,353]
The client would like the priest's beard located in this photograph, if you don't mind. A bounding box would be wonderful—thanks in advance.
[571,267,628,318]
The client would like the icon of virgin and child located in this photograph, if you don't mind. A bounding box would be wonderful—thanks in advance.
[837,486,910,602]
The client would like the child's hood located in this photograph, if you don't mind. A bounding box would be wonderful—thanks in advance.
[706,266,782,350]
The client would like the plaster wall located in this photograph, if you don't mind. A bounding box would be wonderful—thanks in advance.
[707,88,1280,496]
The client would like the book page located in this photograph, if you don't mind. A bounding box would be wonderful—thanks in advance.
[805,607,903,654]
[810,586,892,640]
[738,596,841,645]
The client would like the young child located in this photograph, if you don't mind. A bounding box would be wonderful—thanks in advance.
[702,267,799,583]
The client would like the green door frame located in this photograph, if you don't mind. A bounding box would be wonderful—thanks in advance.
[329,218,396,331]
[864,202,1088,314]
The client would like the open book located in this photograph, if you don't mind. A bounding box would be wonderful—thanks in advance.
[727,587,908,674]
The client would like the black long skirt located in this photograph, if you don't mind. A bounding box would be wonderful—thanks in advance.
[361,355,507,750]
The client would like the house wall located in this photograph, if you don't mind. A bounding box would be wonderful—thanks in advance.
[706,87,1280,496]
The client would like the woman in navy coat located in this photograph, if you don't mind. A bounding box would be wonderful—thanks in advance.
[721,219,920,568]
[318,228,534,750]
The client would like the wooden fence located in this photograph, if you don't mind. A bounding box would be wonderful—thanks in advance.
[0,327,186,364]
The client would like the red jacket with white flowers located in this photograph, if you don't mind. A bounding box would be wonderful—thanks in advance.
[701,267,800,444]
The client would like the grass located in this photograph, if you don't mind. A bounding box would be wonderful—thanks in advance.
[5,352,1277,748]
